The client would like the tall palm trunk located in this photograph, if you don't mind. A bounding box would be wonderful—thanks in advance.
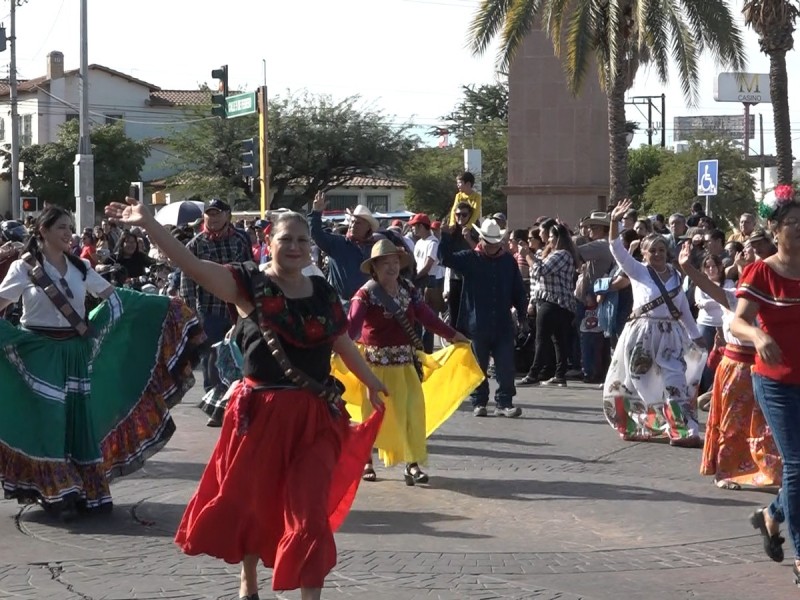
[769,49,793,184]
[607,52,629,205]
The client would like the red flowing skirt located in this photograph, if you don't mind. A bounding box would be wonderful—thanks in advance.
[174,379,382,590]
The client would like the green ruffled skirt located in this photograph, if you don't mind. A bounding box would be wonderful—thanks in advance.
[0,288,204,512]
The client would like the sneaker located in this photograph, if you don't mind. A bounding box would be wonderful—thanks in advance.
[494,406,522,418]
[516,376,540,386]
[565,369,583,379]
[473,406,488,417]
[541,377,567,387]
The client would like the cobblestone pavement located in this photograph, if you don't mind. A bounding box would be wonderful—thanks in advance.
[0,379,793,600]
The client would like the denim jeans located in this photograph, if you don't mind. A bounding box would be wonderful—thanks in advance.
[200,312,232,393]
[470,330,516,408]
[753,373,800,558]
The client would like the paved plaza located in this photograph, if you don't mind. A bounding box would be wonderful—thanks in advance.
[0,379,793,600]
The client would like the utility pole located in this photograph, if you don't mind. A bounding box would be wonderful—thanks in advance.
[258,85,269,217]
[626,95,667,148]
[74,0,94,230]
[9,0,20,219]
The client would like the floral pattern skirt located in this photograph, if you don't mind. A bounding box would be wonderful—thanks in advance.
[603,317,706,441]
[701,353,782,487]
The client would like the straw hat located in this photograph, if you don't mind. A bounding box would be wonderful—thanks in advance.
[582,211,611,227]
[472,218,506,243]
[360,239,413,274]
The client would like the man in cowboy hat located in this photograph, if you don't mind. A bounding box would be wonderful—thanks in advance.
[439,218,527,418]
[309,192,384,306]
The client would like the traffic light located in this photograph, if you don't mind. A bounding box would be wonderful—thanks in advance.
[21,197,39,212]
[129,181,143,201]
[211,65,228,118]
[241,137,260,180]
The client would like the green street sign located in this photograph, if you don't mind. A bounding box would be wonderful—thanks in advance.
[225,91,257,118]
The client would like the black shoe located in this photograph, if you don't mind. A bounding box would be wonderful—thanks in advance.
[404,463,429,486]
[239,594,260,600]
[750,509,785,563]
[516,376,539,387]
[206,416,222,428]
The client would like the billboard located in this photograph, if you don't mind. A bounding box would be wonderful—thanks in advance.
[674,114,756,141]
[714,73,771,104]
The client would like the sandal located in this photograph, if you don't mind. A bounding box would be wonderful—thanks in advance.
[362,463,377,482]
[404,463,429,486]
[750,508,785,563]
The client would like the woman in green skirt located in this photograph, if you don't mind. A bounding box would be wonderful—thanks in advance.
[0,207,204,520]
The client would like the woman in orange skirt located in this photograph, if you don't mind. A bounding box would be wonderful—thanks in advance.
[105,200,388,600]
[679,242,781,489]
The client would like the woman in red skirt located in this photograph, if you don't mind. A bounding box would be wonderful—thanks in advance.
[105,200,388,600]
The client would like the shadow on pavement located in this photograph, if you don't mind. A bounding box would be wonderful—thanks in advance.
[434,433,552,448]
[430,476,757,507]
[427,443,611,464]
[136,460,206,481]
[339,509,491,539]
[19,502,181,537]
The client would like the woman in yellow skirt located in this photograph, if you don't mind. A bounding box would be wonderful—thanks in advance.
[342,240,481,485]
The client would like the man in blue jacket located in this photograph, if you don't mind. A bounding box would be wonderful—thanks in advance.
[308,192,380,308]
[440,218,528,417]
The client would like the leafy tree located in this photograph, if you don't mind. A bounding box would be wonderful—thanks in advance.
[743,1,800,185]
[268,92,418,211]
[641,140,757,231]
[402,146,462,218]
[469,0,747,204]
[164,91,418,212]
[628,144,668,204]
[439,81,509,139]
[19,120,149,209]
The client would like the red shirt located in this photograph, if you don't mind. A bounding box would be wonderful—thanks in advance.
[79,244,97,266]
[737,261,800,384]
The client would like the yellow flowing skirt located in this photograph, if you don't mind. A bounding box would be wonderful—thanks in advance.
[332,343,484,467]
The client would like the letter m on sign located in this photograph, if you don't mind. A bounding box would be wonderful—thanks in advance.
[738,74,760,94]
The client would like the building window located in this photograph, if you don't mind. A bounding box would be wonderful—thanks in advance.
[326,195,359,212]
[0,118,5,142]
[105,113,123,125]
[366,194,389,213]
[20,114,32,147]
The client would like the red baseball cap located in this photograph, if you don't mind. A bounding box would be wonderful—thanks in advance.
[431,220,442,230]
[390,219,404,227]
[408,213,431,227]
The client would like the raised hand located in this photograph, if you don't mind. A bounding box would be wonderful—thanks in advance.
[104,197,153,227]
[610,199,633,222]
[678,240,693,267]
[312,191,327,212]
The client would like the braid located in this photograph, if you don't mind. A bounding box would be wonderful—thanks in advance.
[23,231,88,280]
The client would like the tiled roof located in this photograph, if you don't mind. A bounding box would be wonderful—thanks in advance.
[0,64,161,97]
[288,176,406,189]
[149,90,211,106]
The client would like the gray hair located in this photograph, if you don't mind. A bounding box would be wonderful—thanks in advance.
[668,213,686,223]
[272,211,310,233]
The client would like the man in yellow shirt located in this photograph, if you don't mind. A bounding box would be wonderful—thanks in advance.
[448,171,482,228]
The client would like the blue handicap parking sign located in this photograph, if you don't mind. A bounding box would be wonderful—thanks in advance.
[697,160,719,196]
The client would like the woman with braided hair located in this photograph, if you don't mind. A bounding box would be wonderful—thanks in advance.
[0,206,203,520]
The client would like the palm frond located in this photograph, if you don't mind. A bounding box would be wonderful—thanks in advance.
[468,0,515,56]
[641,0,672,84]
[665,0,701,105]
[542,0,571,57]
[564,0,595,94]
[498,0,543,73]
[606,0,624,83]
[682,0,747,72]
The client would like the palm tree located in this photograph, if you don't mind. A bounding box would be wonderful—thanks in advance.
[743,1,800,185]
[469,0,747,204]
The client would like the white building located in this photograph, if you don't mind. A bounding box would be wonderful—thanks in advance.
[0,50,207,216]
[282,177,408,214]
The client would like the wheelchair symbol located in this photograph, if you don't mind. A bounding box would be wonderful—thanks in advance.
[698,165,717,195]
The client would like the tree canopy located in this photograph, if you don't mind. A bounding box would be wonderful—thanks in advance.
[640,140,757,231]
[404,82,509,218]
[165,91,418,211]
[19,120,150,209]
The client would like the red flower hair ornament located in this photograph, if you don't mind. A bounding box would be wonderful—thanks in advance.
[775,184,795,205]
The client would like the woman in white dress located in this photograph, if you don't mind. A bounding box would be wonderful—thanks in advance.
[602,200,707,447]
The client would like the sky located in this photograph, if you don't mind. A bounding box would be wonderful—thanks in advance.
[7,0,800,153]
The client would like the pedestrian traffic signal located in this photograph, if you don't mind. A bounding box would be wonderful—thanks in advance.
[241,137,259,180]
[21,197,39,212]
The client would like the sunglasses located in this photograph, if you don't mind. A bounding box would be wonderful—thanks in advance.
[455,212,469,218]
[59,277,74,300]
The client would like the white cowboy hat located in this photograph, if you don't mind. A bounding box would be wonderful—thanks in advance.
[472,218,506,243]
[582,211,611,227]
[346,205,380,233]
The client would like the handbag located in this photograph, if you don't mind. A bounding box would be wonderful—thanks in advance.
[364,280,425,380]
[214,325,244,387]
[21,252,92,337]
